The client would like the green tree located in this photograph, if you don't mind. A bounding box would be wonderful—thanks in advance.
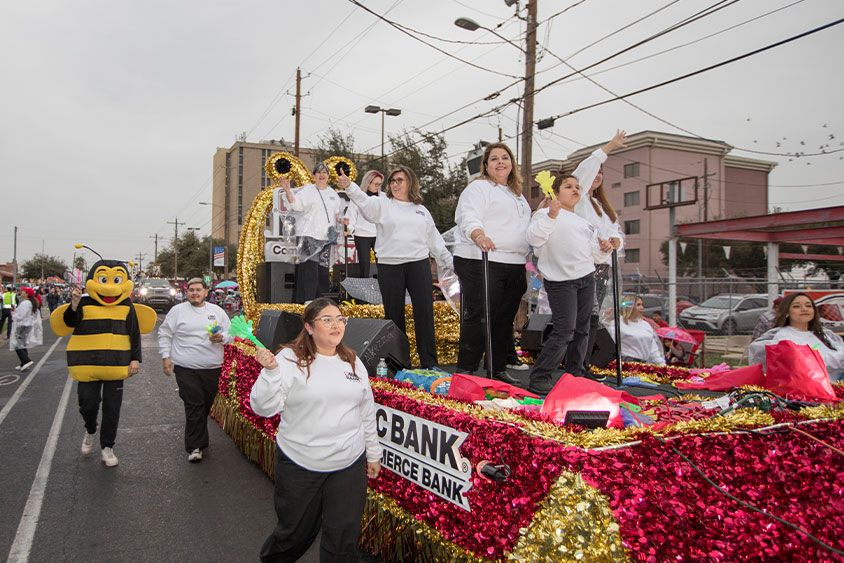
[659,239,766,277]
[313,127,382,178]
[20,253,68,279]
[153,233,236,279]
[388,130,467,231]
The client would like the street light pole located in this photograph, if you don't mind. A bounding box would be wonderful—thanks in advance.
[454,3,538,191]
[364,105,402,167]
[199,201,220,281]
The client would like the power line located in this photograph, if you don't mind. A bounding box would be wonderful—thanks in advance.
[344,0,522,79]
[539,18,844,124]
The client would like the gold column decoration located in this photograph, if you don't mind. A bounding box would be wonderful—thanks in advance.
[265,151,313,187]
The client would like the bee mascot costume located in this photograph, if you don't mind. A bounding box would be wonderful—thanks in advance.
[50,260,156,467]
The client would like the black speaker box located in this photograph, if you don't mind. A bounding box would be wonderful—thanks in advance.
[256,310,304,350]
[257,262,296,304]
[521,313,553,352]
[589,327,617,369]
[342,318,410,377]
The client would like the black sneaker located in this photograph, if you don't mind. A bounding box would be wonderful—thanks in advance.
[493,370,523,386]
[527,378,555,395]
[584,370,607,382]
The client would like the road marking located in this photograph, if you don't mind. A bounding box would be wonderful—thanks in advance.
[0,336,63,428]
[7,374,73,562]
[0,374,21,386]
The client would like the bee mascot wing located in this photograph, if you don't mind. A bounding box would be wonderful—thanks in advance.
[50,304,74,336]
[133,304,158,334]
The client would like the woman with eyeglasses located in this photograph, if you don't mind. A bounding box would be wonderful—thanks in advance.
[339,166,452,369]
[280,162,344,303]
[453,143,531,383]
[570,130,627,377]
[251,297,382,562]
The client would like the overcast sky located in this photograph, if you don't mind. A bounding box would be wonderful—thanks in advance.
[2,0,842,271]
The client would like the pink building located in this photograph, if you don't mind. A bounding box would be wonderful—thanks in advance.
[529,131,776,277]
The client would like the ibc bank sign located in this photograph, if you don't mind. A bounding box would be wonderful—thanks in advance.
[376,404,473,511]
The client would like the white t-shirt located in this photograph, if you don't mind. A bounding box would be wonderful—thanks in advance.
[527,208,600,282]
[345,192,384,238]
[344,182,452,269]
[250,348,382,472]
[606,319,666,365]
[158,301,232,369]
[572,148,623,265]
[453,178,531,264]
[283,183,344,239]
[748,326,844,380]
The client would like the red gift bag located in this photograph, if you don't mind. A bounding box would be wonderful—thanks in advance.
[764,340,837,401]
[540,373,638,428]
[675,364,764,391]
[448,373,539,402]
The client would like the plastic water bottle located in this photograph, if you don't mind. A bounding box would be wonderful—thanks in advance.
[376,358,389,378]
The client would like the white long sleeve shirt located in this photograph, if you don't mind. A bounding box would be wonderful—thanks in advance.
[748,326,844,381]
[453,178,531,264]
[527,208,599,282]
[12,300,35,327]
[606,319,666,365]
[250,348,383,471]
[572,148,623,265]
[345,192,383,238]
[158,301,232,369]
[283,183,344,239]
[345,182,453,270]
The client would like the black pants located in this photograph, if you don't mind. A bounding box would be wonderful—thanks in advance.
[174,365,220,452]
[295,259,329,304]
[0,308,12,338]
[77,380,124,449]
[15,347,31,366]
[584,264,611,372]
[353,236,376,278]
[260,449,367,563]
[377,259,437,368]
[529,273,595,382]
[454,256,527,375]
[14,325,31,366]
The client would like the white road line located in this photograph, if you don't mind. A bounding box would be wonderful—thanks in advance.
[7,373,73,562]
[0,336,63,428]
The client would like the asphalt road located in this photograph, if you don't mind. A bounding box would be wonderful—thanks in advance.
[0,312,326,563]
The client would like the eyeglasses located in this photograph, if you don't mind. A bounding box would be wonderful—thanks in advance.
[314,316,348,327]
[389,177,406,185]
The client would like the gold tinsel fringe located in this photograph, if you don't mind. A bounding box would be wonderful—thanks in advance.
[360,491,489,563]
[508,471,627,562]
[210,395,276,478]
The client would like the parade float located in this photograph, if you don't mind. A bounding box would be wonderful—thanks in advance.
[211,152,844,562]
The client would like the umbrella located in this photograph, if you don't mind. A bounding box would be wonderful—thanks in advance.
[340,277,383,305]
[656,326,697,346]
[215,280,238,289]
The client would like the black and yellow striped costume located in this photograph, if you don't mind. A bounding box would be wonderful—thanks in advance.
[62,296,142,381]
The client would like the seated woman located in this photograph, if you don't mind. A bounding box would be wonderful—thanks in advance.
[748,292,844,381]
[605,295,666,365]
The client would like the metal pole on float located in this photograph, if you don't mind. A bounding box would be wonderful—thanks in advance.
[611,249,623,387]
[482,251,494,379]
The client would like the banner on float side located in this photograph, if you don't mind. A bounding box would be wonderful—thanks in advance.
[213,247,226,267]
[264,238,299,263]
[375,404,473,511]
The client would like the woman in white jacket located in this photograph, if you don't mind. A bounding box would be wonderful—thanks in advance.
[11,287,43,371]
[340,166,453,369]
[344,170,384,278]
[571,130,628,376]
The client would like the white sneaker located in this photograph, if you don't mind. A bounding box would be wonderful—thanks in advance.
[14,365,22,371]
[188,448,203,463]
[506,362,530,371]
[80,432,95,455]
[20,361,34,371]
[101,447,119,467]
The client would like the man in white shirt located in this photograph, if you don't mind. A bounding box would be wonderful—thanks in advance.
[158,278,232,462]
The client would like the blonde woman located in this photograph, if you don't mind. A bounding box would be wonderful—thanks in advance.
[605,295,665,365]
[344,170,384,278]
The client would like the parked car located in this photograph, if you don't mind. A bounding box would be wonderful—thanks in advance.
[679,294,769,334]
[136,278,177,311]
[640,294,698,319]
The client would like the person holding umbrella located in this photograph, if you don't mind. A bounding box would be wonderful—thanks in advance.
[656,326,697,365]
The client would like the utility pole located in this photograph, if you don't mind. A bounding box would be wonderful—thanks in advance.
[41,239,45,280]
[697,158,713,299]
[12,226,18,286]
[166,218,185,281]
[520,0,538,193]
[134,252,147,276]
[149,233,159,263]
[294,67,302,157]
